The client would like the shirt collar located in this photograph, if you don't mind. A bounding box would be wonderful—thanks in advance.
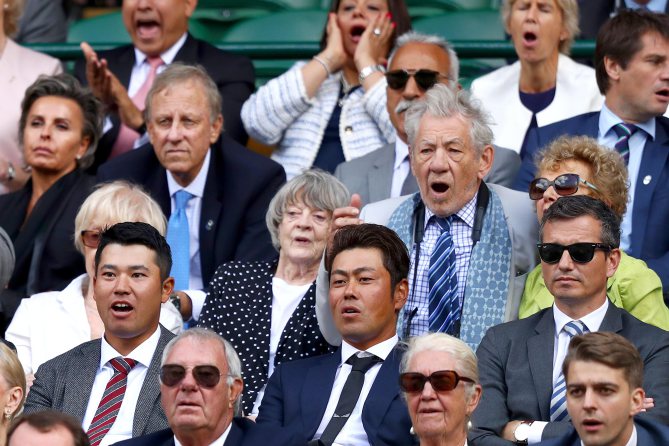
[424,192,478,230]
[133,32,188,68]
[553,299,609,336]
[340,335,398,365]
[394,137,409,170]
[174,422,232,446]
[167,149,210,198]
[599,102,656,141]
[99,326,161,369]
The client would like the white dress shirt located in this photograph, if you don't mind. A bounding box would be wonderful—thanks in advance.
[166,149,211,319]
[527,300,609,444]
[313,335,398,446]
[174,423,231,446]
[390,138,411,199]
[624,0,667,11]
[82,327,161,446]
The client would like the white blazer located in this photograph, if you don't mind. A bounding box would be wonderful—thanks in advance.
[5,275,182,374]
[470,54,603,153]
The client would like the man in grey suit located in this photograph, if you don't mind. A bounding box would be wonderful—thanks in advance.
[470,196,669,445]
[318,85,538,351]
[25,222,177,445]
[334,32,521,206]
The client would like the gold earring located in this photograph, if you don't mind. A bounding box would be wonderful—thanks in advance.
[4,409,11,421]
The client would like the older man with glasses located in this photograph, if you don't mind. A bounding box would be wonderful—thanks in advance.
[469,195,669,446]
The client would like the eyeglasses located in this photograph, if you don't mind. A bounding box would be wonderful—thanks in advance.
[529,173,599,200]
[80,230,102,249]
[385,69,450,91]
[160,364,224,388]
[537,243,613,264]
[399,370,475,393]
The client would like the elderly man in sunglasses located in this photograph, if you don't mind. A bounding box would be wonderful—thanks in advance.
[469,195,669,446]
[115,328,304,446]
[334,31,521,206]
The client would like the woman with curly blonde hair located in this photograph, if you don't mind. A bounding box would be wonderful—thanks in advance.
[520,135,669,329]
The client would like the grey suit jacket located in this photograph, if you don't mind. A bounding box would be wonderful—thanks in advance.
[469,303,669,445]
[334,143,522,206]
[24,325,175,437]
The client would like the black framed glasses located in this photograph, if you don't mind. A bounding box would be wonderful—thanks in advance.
[529,173,599,200]
[160,364,224,388]
[537,243,613,264]
[399,370,475,393]
[80,230,102,249]
[385,69,450,91]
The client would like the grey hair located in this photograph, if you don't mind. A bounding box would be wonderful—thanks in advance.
[404,84,493,156]
[400,333,479,400]
[145,63,222,125]
[161,328,243,414]
[388,31,460,84]
[19,73,103,170]
[265,169,350,251]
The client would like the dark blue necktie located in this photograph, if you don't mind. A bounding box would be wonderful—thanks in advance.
[428,216,460,336]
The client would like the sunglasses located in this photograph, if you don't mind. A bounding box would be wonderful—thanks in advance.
[529,173,599,200]
[399,370,475,393]
[81,230,102,249]
[385,69,450,91]
[537,243,613,264]
[160,364,224,388]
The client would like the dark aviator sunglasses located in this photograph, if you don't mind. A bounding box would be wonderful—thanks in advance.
[385,69,450,91]
[399,370,475,393]
[529,173,599,201]
[160,364,226,388]
[537,243,613,264]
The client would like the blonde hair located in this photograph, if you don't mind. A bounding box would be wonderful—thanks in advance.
[74,181,167,254]
[502,0,579,54]
[0,343,26,420]
[535,135,629,218]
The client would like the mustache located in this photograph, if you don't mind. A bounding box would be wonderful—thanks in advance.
[395,99,417,115]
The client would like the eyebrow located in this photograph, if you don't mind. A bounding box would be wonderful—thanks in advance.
[100,264,150,271]
[332,266,377,276]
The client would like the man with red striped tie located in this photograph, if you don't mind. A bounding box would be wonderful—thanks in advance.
[24,222,177,446]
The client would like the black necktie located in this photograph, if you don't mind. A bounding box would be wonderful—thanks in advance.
[315,354,382,446]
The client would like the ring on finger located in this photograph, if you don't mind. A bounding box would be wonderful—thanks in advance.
[373,27,382,36]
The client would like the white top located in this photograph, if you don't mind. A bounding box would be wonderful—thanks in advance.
[5,274,182,374]
[390,138,411,199]
[527,300,609,444]
[82,327,161,446]
[174,423,231,446]
[313,335,398,446]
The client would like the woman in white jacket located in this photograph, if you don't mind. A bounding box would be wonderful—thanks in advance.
[470,0,603,157]
[241,0,412,179]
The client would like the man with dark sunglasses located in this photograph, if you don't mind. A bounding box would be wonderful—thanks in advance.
[470,196,669,446]
[334,32,522,206]
[24,222,177,445]
[515,10,669,297]
[114,328,304,446]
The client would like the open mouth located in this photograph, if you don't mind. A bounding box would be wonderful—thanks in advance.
[430,182,449,194]
[350,25,366,43]
[294,236,311,243]
[656,88,669,99]
[112,302,133,313]
[342,306,360,315]
[582,419,603,431]
[136,19,161,39]
[523,31,538,45]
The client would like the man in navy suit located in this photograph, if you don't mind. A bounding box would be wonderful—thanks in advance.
[114,328,304,446]
[514,10,669,293]
[537,332,669,446]
[98,64,285,324]
[257,224,416,446]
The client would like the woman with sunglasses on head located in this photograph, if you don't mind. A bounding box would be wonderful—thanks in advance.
[5,181,182,380]
[399,332,482,446]
[470,0,602,156]
[519,135,669,329]
[241,0,411,180]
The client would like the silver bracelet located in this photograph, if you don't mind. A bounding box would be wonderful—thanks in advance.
[313,55,331,76]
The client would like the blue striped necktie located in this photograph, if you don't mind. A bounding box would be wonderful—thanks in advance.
[167,190,193,290]
[549,320,589,421]
[613,123,638,165]
[428,216,460,336]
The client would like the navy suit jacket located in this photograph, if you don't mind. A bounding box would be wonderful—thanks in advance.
[256,345,417,446]
[536,416,669,445]
[513,111,669,292]
[97,134,285,287]
[113,417,307,446]
[74,33,255,170]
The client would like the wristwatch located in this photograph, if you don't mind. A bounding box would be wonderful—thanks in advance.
[358,64,386,83]
[513,420,533,445]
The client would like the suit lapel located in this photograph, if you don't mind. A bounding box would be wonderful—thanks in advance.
[64,341,101,421]
[145,159,171,217]
[108,45,136,90]
[361,346,402,437]
[630,118,669,257]
[199,144,224,283]
[598,301,624,333]
[173,34,199,64]
[368,145,394,204]
[301,351,340,438]
[527,309,557,420]
[223,421,244,445]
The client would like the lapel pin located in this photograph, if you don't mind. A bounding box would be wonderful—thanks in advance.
[206,220,214,230]
[643,175,652,185]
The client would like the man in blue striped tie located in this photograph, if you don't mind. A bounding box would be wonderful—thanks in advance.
[470,196,669,446]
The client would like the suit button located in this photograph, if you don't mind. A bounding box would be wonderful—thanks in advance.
[344,126,353,134]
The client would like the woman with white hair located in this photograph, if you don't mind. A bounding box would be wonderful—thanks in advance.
[5,181,182,377]
[470,0,602,156]
[399,333,482,446]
